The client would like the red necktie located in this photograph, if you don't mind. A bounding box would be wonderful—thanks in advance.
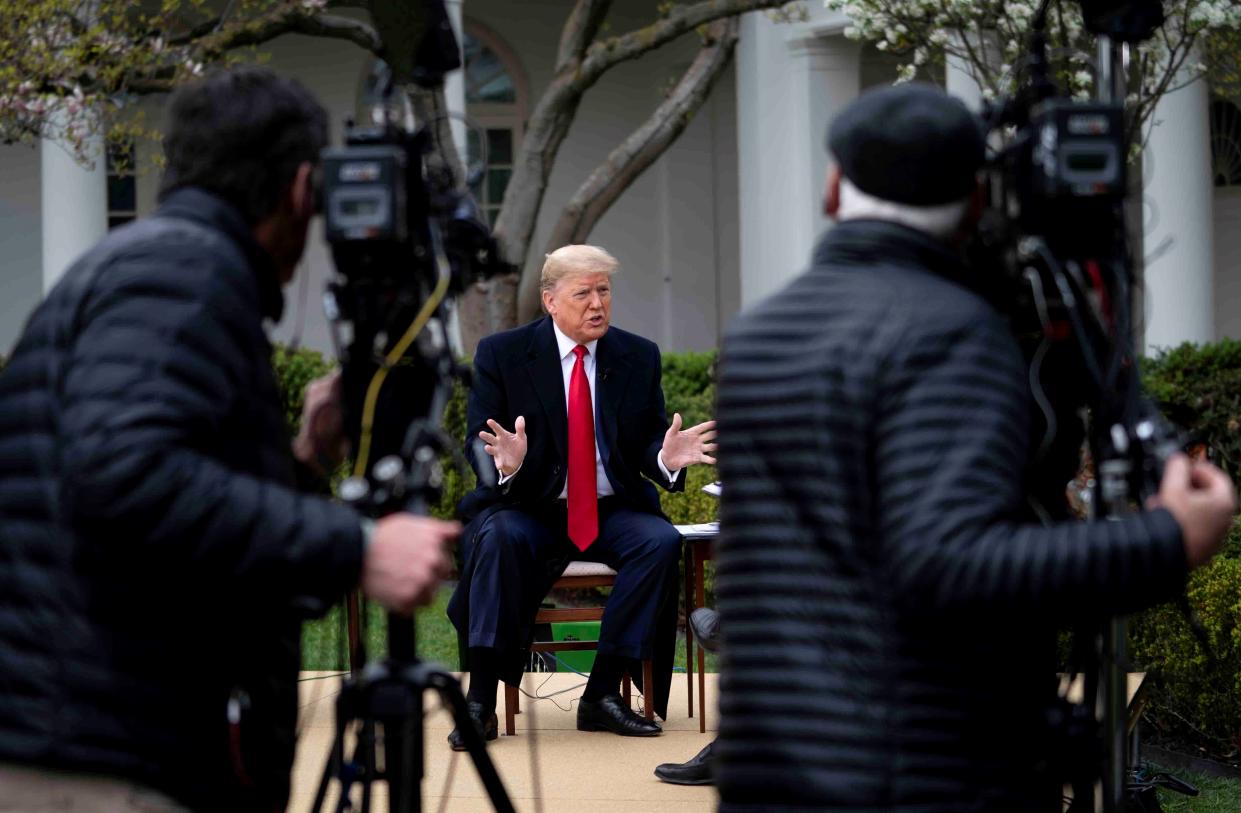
[567,345,597,551]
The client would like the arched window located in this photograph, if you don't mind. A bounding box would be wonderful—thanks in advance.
[356,21,527,226]
[1210,98,1241,188]
[462,21,527,226]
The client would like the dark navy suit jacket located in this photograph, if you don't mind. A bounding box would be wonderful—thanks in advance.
[457,316,684,523]
[451,316,685,715]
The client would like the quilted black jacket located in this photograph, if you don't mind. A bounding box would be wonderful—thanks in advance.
[714,220,1187,812]
[0,188,363,810]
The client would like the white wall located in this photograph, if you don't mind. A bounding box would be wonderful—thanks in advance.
[262,28,374,353]
[1215,187,1241,340]
[0,142,44,354]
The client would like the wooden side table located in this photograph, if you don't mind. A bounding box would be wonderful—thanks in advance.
[675,524,718,733]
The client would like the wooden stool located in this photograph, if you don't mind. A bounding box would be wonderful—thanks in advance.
[504,560,654,736]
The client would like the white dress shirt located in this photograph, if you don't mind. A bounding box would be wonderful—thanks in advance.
[497,322,681,494]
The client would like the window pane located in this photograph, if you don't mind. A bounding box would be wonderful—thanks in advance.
[464,33,516,104]
[486,168,512,206]
[484,206,501,227]
[1211,99,1241,187]
[467,126,482,165]
[486,129,512,164]
[108,176,136,212]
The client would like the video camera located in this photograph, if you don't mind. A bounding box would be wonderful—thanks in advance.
[976,0,1180,504]
[974,2,1202,810]
[318,25,509,507]
[308,4,517,811]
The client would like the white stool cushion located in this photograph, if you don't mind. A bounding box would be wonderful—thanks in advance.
[560,561,618,578]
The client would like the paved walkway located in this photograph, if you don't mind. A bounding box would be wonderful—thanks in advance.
[291,670,719,812]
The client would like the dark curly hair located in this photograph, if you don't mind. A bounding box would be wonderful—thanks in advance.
[158,65,328,224]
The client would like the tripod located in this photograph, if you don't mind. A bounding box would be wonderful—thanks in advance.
[312,147,522,811]
[309,623,515,813]
[309,413,517,813]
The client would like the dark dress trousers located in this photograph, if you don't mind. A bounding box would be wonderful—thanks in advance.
[448,316,685,717]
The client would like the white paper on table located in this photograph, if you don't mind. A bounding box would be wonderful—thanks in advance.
[675,521,720,536]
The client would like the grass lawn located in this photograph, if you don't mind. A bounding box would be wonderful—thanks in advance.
[302,584,720,674]
[1154,767,1241,812]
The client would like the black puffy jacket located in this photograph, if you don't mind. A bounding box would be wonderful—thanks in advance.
[0,188,363,810]
[714,221,1187,812]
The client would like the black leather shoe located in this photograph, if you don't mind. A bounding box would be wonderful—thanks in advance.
[447,701,498,751]
[689,607,721,653]
[654,739,715,785]
[576,694,661,737]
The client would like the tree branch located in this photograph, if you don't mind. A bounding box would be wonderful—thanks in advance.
[580,0,790,83]
[523,18,740,319]
[198,7,381,57]
[493,0,791,286]
[557,0,615,71]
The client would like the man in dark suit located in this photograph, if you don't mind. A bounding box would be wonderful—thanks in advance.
[447,244,716,747]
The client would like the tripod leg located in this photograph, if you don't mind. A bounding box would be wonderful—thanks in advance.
[382,708,422,813]
[358,718,376,813]
[312,705,349,812]
[422,666,517,813]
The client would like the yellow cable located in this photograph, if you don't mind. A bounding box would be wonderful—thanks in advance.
[352,268,451,479]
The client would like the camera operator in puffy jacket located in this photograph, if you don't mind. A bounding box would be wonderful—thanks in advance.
[714,83,1236,812]
[0,67,458,811]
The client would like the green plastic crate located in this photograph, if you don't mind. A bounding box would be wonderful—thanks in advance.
[550,621,600,673]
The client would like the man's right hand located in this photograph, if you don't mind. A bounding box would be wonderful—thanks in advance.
[362,514,459,614]
[1152,453,1237,569]
[479,416,527,478]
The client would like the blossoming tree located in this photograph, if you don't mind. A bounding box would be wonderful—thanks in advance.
[823,0,1240,140]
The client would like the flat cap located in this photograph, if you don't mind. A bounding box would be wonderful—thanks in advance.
[827,82,986,206]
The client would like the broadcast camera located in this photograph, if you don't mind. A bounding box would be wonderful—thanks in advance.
[321,89,509,499]
[308,3,516,811]
[974,1,1202,809]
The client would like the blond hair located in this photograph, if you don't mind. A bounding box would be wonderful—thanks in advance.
[540,244,619,294]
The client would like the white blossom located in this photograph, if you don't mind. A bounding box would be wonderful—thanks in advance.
[823,0,1238,136]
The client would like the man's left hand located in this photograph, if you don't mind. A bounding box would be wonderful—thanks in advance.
[292,371,350,474]
[661,413,718,470]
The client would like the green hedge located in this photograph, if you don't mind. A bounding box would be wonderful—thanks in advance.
[1131,342,1241,756]
[271,345,335,439]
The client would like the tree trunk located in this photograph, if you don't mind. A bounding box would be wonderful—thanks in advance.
[491,0,794,330]
[528,18,740,321]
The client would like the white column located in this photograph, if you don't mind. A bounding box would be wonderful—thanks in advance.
[1143,76,1214,351]
[444,0,468,163]
[736,16,860,308]
[41,112,107,292]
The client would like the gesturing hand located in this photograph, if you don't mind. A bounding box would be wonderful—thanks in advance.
[661,413,718,471]
[479,416,528,477]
